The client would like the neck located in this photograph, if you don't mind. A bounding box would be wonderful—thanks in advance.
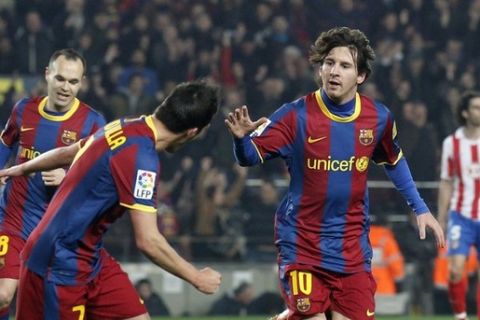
[45,98,73,113]
[150,116,184,150]
[463,125,480,139]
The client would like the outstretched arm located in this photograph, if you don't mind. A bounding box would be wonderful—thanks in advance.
[130,209,221,294]
[0,140,82,180]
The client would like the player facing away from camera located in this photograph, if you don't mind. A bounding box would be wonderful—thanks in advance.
[225,27,445,320]
[0,81,221,320]
[438,91,480,320]
[0,48,105,320]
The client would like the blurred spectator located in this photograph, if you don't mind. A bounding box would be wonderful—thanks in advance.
[135,278,170,316]
[369,216,405,295]
[193,158,247,261]
[14,10,53,74]
[109,72,158,118]
[208,281,254,316]
[243,177,279,262]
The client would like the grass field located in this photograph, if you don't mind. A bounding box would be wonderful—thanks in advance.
[151,316,453,320]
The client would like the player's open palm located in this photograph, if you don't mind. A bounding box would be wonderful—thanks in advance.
[225,105,268,138]
[195,267,222,294]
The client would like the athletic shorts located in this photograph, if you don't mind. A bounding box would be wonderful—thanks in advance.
[279,264,376,320]
[16,251,147,320]
[447,211,480,256]
[0,231,24,279]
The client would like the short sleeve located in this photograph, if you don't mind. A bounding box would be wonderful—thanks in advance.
[372,111,403,165]
[440,136,454,181]
[110,144,159,213]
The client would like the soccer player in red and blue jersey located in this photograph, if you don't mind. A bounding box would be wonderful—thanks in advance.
[225,27,445,320]
[0,48,105,320]
[0,81,221,320]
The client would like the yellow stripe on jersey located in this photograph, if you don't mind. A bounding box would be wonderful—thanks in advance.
[120,202,157,213]
[72,136,94,165]
[375,150,404,166]
[251,140,264,163]
[38,97,80,121]
[315,90,361,123]
[145,115,159,141]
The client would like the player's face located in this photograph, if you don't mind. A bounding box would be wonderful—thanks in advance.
[465,97,480,127]
[319,46,366,104]
[45,55,84,112]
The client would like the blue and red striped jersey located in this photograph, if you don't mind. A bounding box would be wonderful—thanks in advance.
[23,116,160,285]
[241,91,402,274]
[0,97,105,239]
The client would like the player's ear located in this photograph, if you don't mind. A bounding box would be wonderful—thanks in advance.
[45,67,50,80]
[186,128,198,139]
[462,110,468,120]
[357,72,367,85]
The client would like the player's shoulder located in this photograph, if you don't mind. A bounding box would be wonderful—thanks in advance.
[13,96,42,112]
[443,127,465,143]
[359,93,391,114]
[77,100,105,118]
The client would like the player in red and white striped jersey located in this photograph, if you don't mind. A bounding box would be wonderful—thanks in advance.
[439,91,480,320]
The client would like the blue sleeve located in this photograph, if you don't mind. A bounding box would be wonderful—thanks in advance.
[383,157,429,215]
[0,142,13,168]
[233,136,262,167]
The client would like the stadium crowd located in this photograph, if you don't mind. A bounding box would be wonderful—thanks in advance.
[1,0,480,315]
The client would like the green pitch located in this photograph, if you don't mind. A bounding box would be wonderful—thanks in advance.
[152,316,452,320]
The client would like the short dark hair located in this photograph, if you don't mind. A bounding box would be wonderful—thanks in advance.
[154,81,219,133]
[48,48,87,76]
[457,91,480,125]
[309,27,375,80]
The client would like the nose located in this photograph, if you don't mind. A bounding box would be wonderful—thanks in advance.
[330,63,339,75]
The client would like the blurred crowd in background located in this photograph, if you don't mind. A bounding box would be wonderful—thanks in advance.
[1,0,480,314]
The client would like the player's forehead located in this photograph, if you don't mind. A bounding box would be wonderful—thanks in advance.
[49,55,84,80]
[469,97,480,108]
[324,46,356,64]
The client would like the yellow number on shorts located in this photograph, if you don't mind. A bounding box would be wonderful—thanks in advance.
[290,270,312,296]
[0,235,10,255]
[72,305,85,320]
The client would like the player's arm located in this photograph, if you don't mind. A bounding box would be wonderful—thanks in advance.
[384,158,445,247]
[0,140,81,179]
[225,105,268,166]
[438,179,453,232]
[129,209,221,294]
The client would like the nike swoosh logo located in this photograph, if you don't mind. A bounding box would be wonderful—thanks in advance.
[307,136,326,143]
[366,309,375,317]
[20,126,34,132]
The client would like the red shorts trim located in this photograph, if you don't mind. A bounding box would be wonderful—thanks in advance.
[0,232,24,279]
[16,252,147,320]
[279,264,376,320]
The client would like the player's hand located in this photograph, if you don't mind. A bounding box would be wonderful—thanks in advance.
[269,309,289,320]
[41,168,66,186]
[0,164,26,184]
[416,212,445,248]
[225,105,269,138]
[193,267,221,294]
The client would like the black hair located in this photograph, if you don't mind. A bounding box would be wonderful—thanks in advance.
[457,91,480,126]
[154,81,219,133]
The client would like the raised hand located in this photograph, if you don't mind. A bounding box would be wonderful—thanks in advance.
[224,105,269,138]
